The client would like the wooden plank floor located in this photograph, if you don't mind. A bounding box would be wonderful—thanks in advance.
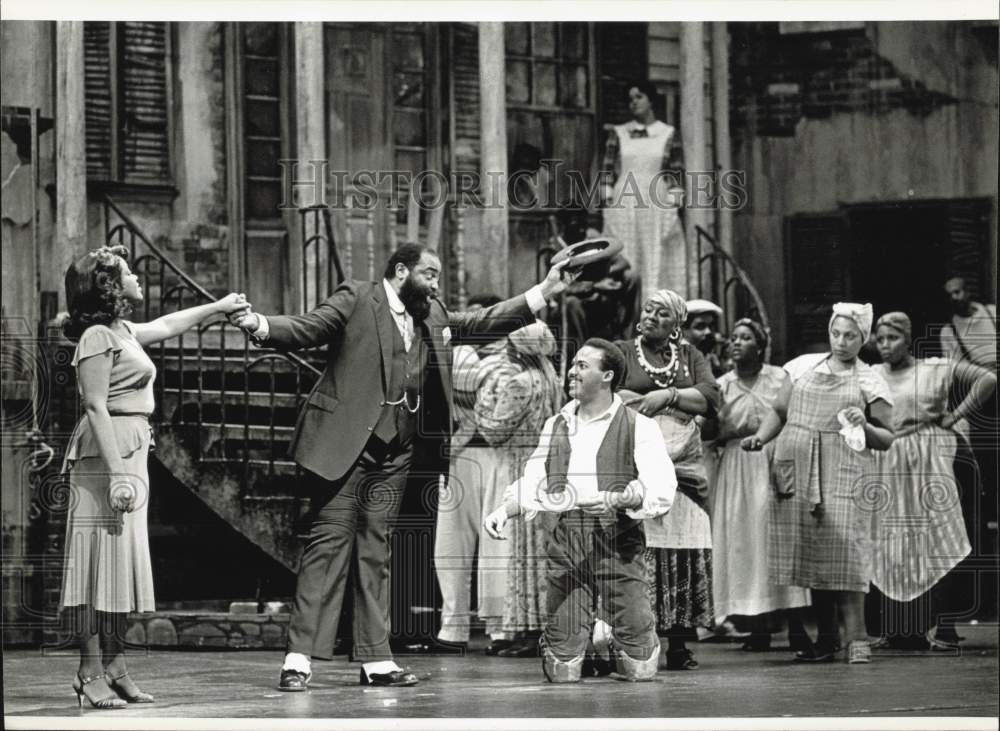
[4,625,997,720]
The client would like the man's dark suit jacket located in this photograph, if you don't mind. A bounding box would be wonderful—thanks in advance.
[263,280,535,482]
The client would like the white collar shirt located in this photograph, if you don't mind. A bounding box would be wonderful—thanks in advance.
[383,279,414,351]
[505,394,676,521]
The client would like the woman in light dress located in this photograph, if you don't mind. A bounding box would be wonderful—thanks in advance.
[708,319,811,651]
[60,245,248,708]
[870,311,995,650]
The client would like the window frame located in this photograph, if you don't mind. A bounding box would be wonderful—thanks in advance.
[84,20,178,200]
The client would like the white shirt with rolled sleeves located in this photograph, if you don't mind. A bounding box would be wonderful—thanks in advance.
[503,394,677,521]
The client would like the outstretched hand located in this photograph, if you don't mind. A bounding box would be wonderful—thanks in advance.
[216,292,250,315]
[540,259,582,300]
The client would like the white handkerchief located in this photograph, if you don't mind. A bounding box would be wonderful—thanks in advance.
[837,410,866,452]
[442,326,452,345]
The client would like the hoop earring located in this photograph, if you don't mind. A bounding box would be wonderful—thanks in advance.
[635,321,643,334]
[669,328,681,342]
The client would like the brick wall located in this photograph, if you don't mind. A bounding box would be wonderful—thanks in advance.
[730,23,958,137]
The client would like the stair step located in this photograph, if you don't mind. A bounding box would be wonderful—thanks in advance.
[241,459,300,475]
[162,388,303,409]
[202,423,296,443]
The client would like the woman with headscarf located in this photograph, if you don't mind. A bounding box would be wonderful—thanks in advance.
[708,319,811,651]
[870,312,995,650]
[743,302,895,665]
[475,321,564,656]
[614,289,720,670]
[600,80,687,296]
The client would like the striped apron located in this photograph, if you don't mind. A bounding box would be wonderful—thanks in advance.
[768,364,878,593]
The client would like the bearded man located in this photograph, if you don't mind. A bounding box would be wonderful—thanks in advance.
[233,242,574,691]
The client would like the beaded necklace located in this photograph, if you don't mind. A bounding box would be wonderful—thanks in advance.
[634,336,687,388]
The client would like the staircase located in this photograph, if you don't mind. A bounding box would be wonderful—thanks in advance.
[104,196,329,571]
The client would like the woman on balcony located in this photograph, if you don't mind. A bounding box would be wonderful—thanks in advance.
[742,303,895,665]
[869,311,994,650]
[614,289,720,670]
[600,80,686,298]
[60,245,248,709]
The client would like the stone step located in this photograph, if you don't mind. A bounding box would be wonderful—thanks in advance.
[125,607,291,650]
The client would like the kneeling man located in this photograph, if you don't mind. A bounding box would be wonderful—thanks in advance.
[484,338,676,682]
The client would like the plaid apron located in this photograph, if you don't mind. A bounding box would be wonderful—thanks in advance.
[768,363,877,593]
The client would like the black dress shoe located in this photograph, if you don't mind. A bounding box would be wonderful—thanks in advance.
[484,640,514,656]
[361,668,419,687]
[278,669,311,692]
[405,638,468,654]
[497,639,540,658]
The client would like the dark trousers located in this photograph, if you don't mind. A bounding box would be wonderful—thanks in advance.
[286,435,413,661]
[544,511,657,661]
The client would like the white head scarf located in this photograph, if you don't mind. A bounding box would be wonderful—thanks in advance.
[829,302,874,341]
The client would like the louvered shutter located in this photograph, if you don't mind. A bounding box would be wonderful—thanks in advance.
[120,22,171,183]
[83,21,171,184]
[945,199,992,302]
[84,21,114,180]
[785,214,851,349]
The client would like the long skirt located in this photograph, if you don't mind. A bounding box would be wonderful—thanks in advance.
[711,442,810,620]
[644,548,714,631]
[60,434,155,613]
[872,427,971,602]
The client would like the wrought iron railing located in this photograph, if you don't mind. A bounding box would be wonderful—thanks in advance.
[102,195,323,492]
[695,224,772,361]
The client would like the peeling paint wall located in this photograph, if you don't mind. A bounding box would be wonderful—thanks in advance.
[731,21,998,361]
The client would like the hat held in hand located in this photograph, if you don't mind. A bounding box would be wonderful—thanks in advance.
[550,237,623,282]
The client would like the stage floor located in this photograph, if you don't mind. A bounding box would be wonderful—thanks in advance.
[4,624,998,721]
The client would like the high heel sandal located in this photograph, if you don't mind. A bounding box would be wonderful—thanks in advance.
[106,671,155,703]
[72,672,128,709]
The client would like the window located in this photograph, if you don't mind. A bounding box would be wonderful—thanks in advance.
[84,22,173,187]
[503,23,596,210]
[239,23,290,222]
[504,22,591,111]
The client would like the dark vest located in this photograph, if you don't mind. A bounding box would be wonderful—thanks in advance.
[545,404,638,494]
[373,315,428,444]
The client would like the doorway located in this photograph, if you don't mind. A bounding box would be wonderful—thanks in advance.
[847,198,993,358]
[785,198,994,359]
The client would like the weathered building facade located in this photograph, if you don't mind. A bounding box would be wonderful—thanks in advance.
[2,20,996,646]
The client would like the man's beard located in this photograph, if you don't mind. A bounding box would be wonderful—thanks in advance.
[399,275,433,322]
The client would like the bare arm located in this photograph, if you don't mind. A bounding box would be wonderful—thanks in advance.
[946,360,997,426]
[743,376,792,450]
[863,398,895,451]
[131,295,246,347]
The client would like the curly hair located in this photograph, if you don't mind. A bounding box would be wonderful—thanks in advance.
[63,245,133,342]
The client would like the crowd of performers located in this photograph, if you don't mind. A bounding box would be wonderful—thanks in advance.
[52,79,996,704]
